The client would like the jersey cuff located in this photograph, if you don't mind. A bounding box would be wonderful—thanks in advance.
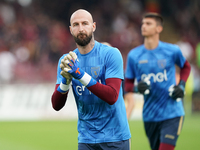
[57,82,71,93]
[79,72,97,87]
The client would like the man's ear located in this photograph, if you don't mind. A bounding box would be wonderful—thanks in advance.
[69,26,73,35]
[157,25,163,34]
[93,22,96,32]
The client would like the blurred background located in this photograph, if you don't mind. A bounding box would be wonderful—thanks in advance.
[0,0,200,149]
[0,0,200,84]
[0,0,200,118]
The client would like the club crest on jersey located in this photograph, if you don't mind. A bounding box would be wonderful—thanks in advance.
[157,59,166,69]
[91,67,100,78]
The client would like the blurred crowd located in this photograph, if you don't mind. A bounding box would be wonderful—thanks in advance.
[0,0,74,83]
[0,0,200,93]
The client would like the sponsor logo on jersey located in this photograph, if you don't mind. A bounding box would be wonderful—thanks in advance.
[141,69,167,82]
[76,79,102,95]
[76,85,91,95]
[91,67,100,78]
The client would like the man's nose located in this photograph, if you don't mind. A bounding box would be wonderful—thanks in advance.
[79,25,84,32]
[141,24,145,30]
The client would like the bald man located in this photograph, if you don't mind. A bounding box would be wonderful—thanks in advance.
[51,9,131,150]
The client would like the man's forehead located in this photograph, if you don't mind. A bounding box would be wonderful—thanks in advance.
[70,9,93,24]
[142,18,156,23]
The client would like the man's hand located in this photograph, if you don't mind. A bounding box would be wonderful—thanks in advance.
[56,52,77,94]
[60,71,72,85]
[137,77,151,95]
[60,56,73,85]
[168,80,185,101]
[63,51,85,80]
[61,51,97,87]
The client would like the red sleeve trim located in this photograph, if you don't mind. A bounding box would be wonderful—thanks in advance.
[87,78,121,105]
[124,78,135,92]
[180,60,191,82]
[51,84,68,111]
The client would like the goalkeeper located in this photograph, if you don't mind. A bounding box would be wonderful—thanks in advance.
[51,9,131,150]
[124,13,191,150]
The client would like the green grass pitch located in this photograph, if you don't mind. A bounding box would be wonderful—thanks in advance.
[0,114,200,150]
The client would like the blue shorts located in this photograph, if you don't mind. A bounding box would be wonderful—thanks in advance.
[78,139,130,150]
[144,116,184,150]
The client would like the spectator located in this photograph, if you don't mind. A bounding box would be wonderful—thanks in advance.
[0,49,17,83]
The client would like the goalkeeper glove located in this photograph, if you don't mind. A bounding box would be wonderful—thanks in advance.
[135,77,151,95]
[63,51,85,79]
[168,80,185,101]
[57,56,74,93]
[63,51,97,87]
[60,56,73,85]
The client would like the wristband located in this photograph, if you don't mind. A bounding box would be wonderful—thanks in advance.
[57,78,71,93]
[79,72,97,87]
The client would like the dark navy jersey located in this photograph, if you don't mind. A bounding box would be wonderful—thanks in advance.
[125,41,186,122]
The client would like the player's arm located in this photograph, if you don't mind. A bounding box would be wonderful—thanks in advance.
[124,78,134,93]
[179,60,191,82]
[124,77,151,94]
[87,78,121,105]
[169,60,191,100]
[169,47,191,100]
[174,46,191,83]
[51,84,68,111]
[124,92,135,119]
[122,79,134,119]
[51,55,72,111]
[123,78,135,119]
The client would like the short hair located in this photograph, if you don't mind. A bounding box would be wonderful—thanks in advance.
[143,13,164,26]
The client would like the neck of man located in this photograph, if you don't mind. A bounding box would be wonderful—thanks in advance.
[76,38,95,54]
[144,34,159,50]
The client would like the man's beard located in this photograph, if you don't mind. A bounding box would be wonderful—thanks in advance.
[74,33,92,46]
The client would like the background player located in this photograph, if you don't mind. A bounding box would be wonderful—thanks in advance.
[51,9,131,150]
[124,13,191,150]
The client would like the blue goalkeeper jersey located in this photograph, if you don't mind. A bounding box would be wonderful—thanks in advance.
[56,41,131,143]
[125,41,186,122]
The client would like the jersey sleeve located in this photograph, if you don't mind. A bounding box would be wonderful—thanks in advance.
[104,48,124,80]
[125,51,136,79]
[173,45,186,68]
